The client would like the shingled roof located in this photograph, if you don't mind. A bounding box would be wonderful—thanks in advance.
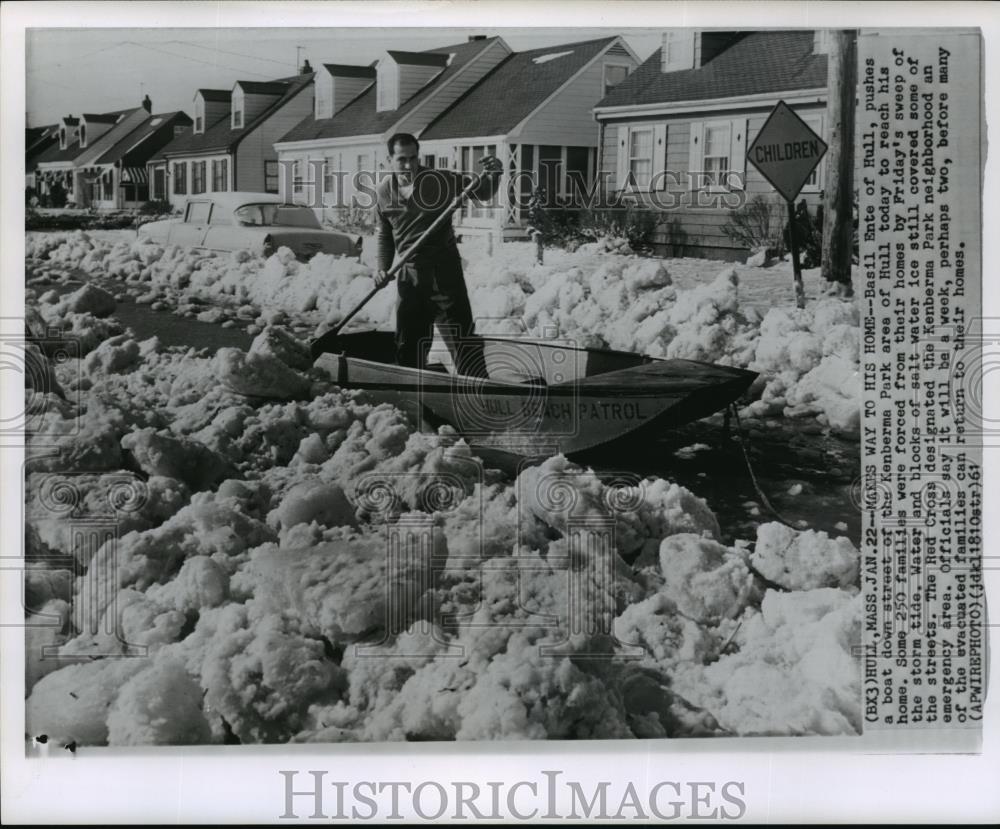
[236,80,290,95]
[198,89,232,102]
[278,36,504,143]
[94,111,191,166]
[155,73,313,158]
[421,36,619,140]
[82,112,122,124]
[387,50,450,67]
[35,108,142,165]
[323,63,377,79]
[596,30,827,110]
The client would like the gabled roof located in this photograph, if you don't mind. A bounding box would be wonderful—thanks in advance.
[26,126,59,171]
[82,112,121,124]
[236,80,290,95]
[387,50,450,67]
[73,108,149,168]
[421,36,619,140]
[596,30,827,111]
[156,73,313,159]
[322,63,377,79]
[277,36,505,144]
[26,125,57,149]
[93,111,191,166]
[34,136,83,165]
[198,89,232,102]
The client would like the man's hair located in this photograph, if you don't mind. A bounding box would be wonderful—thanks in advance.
[387,132,419,156]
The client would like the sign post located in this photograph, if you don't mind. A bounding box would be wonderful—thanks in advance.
[746,100,828,308]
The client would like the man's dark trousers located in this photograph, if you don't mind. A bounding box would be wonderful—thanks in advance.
[395,250,488,378]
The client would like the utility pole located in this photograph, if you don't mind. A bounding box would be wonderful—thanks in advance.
[821,29,857,297]
[296,46,303,72]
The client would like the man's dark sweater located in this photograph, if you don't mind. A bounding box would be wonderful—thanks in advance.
[374,168,499,273]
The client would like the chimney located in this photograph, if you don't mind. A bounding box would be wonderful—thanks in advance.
[300,58,313,74]
[142,94,152,113]
[468,35,487,42]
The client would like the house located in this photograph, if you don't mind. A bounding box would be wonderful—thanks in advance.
[418,36,639,236]
[274,36,513,213]
[147,64,315,208]
[33,115,88,203]
[275,35,640,238]
[593,30,830,259]
[78,107,193,208]
[35,110,146,205]
[25,125,59,191]
[33,97,193,209]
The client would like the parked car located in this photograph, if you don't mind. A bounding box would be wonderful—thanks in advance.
[138,192,362,261]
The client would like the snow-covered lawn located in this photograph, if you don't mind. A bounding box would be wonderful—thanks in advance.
[22,233,862,745]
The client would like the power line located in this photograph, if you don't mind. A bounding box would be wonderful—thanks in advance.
[28,42,133,72]
[119,41,276,78]
[167,39,296,70]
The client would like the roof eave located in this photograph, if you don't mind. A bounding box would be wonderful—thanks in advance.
[593,87,828,118]
[274,133,383,151]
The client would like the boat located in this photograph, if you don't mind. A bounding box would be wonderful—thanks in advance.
[313,330,757,461]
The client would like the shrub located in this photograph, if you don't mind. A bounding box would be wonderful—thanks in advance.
[48,181,67,209]
[321,205,375,235]
[525,186,658,253]
[721,195,787,257]
[139,199,173,215]
[25,211,141,231]
[784,199,823,269]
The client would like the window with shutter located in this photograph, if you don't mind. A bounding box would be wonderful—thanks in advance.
[690,117,748,192]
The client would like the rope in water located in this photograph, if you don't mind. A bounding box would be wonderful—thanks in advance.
[728,403,800,531]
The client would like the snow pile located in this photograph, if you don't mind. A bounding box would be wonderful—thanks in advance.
[106,656,214,745]
[681,588,862,736]
[22,236,862,745]
[24,418,861,743]
[744,298,860,433]
[751,522,860,591]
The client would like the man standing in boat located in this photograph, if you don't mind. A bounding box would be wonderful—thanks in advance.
[374,133,503,377]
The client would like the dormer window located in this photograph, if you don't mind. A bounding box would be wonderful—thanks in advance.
[603,64,630,96]
[59,128,66,150]
[79,123,87,148]
[232,109,243,129]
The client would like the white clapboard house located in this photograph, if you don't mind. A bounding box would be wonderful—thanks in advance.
[33,98,192,208]
[275,35,639,238]
[147,65,316,208]
[594,30,831,259]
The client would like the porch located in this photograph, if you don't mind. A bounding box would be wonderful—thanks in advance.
[434,141,599,238]
[74,165,149,209]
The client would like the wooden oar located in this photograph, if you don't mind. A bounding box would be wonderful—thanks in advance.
[309,166,495,360]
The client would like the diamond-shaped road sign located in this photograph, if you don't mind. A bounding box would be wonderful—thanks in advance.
[746,100,828,203]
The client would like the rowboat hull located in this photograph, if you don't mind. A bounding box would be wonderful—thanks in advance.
[314,331,756,458]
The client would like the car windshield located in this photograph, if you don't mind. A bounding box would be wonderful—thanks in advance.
[234,204,321,229]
